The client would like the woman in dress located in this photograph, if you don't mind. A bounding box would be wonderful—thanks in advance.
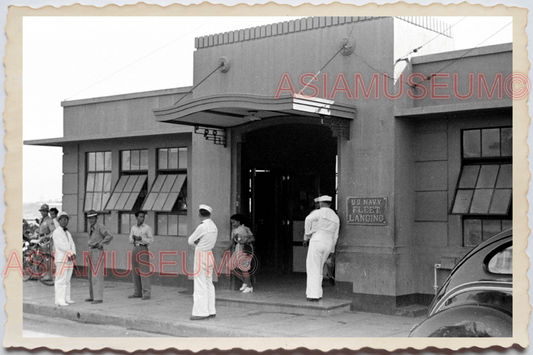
[229,214,255,293]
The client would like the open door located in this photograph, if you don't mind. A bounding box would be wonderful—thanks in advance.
[251,169,285,273]
[240,123,337,276]
[288,172,321,272]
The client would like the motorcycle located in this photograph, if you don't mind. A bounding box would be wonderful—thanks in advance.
[22,234,55,286]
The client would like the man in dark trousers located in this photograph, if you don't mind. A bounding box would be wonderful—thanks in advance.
[128,210,154,300]
[37,204,56,281]
[86,210,114,304]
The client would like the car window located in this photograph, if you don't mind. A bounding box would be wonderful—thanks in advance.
[487,246,512,274]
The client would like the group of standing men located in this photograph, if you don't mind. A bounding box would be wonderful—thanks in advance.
[84,209,152,304]
[37,202,217,321]
[83,206,214,321]
[37,195,336,313]
[24,204,78,305]
[25,204,60,245]
[26,204,60,281]
[83,205,216,320]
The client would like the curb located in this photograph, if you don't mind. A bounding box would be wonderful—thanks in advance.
[23,301,264,337]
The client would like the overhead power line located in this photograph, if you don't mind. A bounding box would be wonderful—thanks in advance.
[64,19,218,101]
[298,22,358,96]
[298,46,346,96]
[351,51,415,90]
[350,19,512,92]
[172,63,223,106]
[414,21,512,87]
[395,17,466,64]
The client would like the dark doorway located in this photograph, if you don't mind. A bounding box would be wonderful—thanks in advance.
[240,123,337,275]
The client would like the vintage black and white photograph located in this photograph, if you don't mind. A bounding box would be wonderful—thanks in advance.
[3,1,529,351]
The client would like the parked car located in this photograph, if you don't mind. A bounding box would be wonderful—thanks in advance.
[409,228,512,337]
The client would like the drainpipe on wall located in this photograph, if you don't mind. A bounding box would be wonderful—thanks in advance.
[433,263,442,295]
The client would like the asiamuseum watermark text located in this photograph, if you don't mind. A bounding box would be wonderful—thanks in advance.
[6,250,257,278]
[274,72,529,100]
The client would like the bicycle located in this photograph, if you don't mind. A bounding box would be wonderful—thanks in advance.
[23,236,55,286]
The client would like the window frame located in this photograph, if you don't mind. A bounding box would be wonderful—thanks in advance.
[105,175,148,211]
[156,212,188,237]
[462,217,512,247]
[104,149,149,212]
[450,163,512,216]
[453,126,512,247]
[461,126,512,160]
[119,212,137,235]
[121,149,149,172]
[84,151,112,212]
[150,147,188,236]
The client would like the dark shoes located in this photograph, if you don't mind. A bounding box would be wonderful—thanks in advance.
[85,298,94,302]
[128,294,150,300]
[307,298,320,302]
[208,314,216,318]
[91,300,103,304]
[190,316,210,321]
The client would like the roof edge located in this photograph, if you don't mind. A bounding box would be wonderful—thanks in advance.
[194,16,384,49]
[411,43,512,65]
[395,99,512,117]
[24,129,193,147]
[196,16,453,50]
[61,87,193,107]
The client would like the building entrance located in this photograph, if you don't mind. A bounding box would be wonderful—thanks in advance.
[240,123,337,275]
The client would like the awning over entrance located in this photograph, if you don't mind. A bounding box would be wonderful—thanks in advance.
[153,94,355,136]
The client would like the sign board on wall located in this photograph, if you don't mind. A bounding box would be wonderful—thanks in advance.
[346,197,387,226]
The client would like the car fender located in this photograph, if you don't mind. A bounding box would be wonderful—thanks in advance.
[409,304,512,337]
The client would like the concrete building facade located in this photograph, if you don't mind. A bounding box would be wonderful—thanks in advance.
[26,16,512,314]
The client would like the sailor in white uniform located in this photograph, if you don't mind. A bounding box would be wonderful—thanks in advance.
[188,204,218,320]
[304,195,339,301]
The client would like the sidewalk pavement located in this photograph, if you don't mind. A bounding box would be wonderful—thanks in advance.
[23,278,424,337]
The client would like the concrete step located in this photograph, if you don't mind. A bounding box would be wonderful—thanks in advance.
[215,289,352,316]
[393,304,428,318]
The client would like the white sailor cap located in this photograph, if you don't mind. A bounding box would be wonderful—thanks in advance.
[314,197,319,203]
[57,211,70,220]
[317,195,332,202]
[199,204,213,213]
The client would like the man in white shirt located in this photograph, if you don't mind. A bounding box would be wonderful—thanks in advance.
[52,211,76,307]
[188,204,218,320]
[304,195,340,301]
[128,210,154,300]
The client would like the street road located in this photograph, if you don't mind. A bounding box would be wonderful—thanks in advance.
[23,313,167,338]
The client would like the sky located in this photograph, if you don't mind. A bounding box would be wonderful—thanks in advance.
[22,16,301,203]
[22,15,513,203]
